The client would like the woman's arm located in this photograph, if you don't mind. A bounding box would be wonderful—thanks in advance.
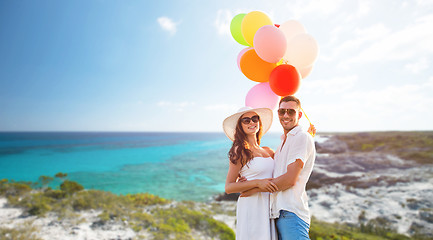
[225,161,278,194]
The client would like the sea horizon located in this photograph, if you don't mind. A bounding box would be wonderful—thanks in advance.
[1,129,432,133]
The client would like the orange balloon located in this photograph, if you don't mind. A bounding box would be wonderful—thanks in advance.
[240,49,277,82]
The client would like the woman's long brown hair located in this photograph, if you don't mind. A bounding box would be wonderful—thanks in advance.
[228,113,263,168]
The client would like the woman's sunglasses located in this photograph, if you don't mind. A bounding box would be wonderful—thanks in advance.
[240,115,260,124]
[278,108,297,116]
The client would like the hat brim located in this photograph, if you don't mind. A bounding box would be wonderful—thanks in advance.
[222,107,273,141]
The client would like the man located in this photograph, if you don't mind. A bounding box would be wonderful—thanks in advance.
[269,95,316,240]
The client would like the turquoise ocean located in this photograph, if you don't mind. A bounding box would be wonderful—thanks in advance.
[0,132,282,201]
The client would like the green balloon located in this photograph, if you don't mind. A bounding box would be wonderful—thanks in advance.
[230,14,250,46]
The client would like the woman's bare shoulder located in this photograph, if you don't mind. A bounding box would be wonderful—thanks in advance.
[261,146,275,157]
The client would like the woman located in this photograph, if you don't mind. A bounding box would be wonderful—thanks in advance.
[223,107,278,240]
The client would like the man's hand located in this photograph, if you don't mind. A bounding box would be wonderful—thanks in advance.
[257,178,279,192]
[308,124,316,137]
[240,188,260,197]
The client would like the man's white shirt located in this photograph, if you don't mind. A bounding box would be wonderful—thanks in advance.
[270,125,316,225]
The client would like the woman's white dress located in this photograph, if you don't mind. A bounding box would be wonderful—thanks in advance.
[236,156,277,240]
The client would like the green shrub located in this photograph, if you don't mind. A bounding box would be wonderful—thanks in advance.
[43,189,66,199]
[309,216,411,240]
[1,181,32,197]
[14,192,55,216]
[151,204,235,240]
[55,172,68,180]
[126,192,168,207]
[38,175,53,189]
[204,217,235,240]
[60,180,84,195]
[130,211,154,230]
[98,210,111,222]
[0,223,42,240]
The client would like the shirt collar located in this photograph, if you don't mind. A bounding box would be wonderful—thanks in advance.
[280,125,302,139]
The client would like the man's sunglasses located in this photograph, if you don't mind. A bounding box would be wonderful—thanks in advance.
[278,108,298,116]
[240,115,260,124]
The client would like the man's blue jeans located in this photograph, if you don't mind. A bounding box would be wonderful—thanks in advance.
[276,210,310,240]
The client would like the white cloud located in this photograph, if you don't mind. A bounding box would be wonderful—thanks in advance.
[416,0,433,6]
[427,76,433,87]
[325,23,390,64]
[341,14,433,66]
[215,9,233,36]
[157,17,179,35]
[405,57,429,74]
[356,0,372,17]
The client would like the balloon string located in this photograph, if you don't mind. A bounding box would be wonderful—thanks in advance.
[300,107,312,125]
[301,107,315,137]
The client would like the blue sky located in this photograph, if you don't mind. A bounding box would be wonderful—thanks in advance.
[1,0,432,132]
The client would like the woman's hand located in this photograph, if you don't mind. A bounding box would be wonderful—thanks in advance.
[257,178,278,193]
[237,176,247,182]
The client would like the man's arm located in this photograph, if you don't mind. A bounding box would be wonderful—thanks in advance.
[225,161,278,194]
[271,159,303,191]
[240,159,303,197]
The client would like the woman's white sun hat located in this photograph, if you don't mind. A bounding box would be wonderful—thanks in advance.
[223,106,273,141]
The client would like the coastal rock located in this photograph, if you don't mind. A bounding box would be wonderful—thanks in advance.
[419,209,433,223]
[407,198,433,211]
[409,221,433,238]
[214,193,239,201]
[315,136,348,154]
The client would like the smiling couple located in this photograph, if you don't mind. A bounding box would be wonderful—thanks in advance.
[223,95,316,240]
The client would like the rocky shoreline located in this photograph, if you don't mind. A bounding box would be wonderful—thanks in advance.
[214,134,433,238]
[310,135,433,237]
[1,132,432,239]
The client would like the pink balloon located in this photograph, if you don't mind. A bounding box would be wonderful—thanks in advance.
[237,47,253,70]
[245,82,280,110]
[253,25,287,63]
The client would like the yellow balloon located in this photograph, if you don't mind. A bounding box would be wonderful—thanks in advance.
[241,11,273,46]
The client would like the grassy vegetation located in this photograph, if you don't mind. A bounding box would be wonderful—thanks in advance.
[333,131,433,164]
[0,222,42,240]
[1,172,429,240]
[309,216,411,240]
[0,173,235,240]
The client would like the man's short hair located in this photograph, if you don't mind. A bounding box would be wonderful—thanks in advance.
[279,95,301,109]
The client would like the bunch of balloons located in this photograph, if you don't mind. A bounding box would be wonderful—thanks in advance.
[231,11,319,110]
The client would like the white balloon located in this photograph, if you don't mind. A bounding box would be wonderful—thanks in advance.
[279,20,306,44]
[284,33,319,69]
[299,65,313,79]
